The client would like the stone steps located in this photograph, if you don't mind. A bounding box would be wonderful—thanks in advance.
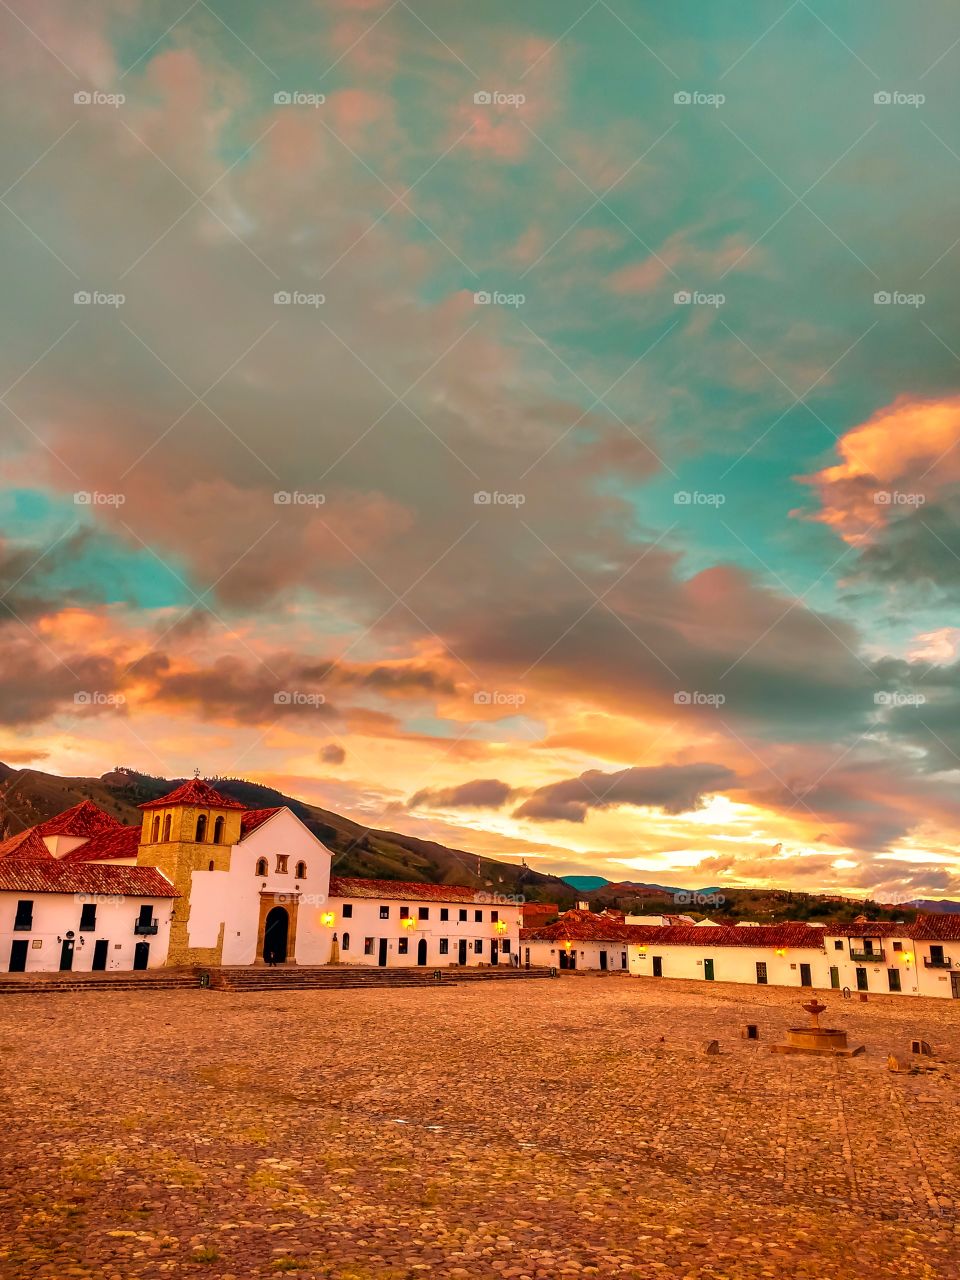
[0,965,554,995]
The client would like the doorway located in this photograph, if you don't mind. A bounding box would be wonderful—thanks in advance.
[652,956,662,977]
[703,958,714,981]
[599,950,608,971]
[8,940,28,972]
[133,942,150,970]
[800,963,812,987]
[458,938,467,965]
[263,906,289,964]
[92,939,109,971]
[490,939,498,965]
[417,938,427,966]
[830,966,840,988]
[59,937,75,971]
[855,967,868,991]
[377,937,388,966]
[951,972,960,999]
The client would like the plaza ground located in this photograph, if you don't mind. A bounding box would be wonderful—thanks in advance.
[1,976,959,1279]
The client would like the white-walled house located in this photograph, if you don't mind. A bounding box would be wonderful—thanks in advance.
[0,859,176,972]
[522,910,960,999]
[0,783,521,972]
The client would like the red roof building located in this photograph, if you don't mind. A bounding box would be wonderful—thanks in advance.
[139,779,247,810]
[0,858,176,897]
[329,876,498,904]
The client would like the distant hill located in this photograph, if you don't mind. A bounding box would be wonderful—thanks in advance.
[0,764,575,903]
[911,898,960,915]
[561,875,609,891]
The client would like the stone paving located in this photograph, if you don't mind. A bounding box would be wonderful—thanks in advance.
[1,975,959,1279]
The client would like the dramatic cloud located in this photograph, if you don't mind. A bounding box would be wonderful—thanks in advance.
[408,778,515,810]
[514,763,738,824]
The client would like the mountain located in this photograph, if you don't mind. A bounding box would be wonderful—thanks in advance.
[561,875,609,891]
[0,764,575,904]
[910,898,960,915]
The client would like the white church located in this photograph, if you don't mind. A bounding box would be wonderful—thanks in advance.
[0,779,521,973]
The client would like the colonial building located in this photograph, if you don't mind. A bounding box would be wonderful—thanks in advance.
[0,781,521,973]
[521,911,960,998]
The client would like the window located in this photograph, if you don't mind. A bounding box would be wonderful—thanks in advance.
[418,906,429,921]
[207,860,214,871]
[162,814,171,841]
[833,939,843,950]
[440,908,449,921]
[295,861,306,879]
[501,939,511,954]
[341,932,350,951]
[439,938,449,955]
[756,961,768,985]
[931,944,945,964]
[255,857,268,876]
[275,854,288,874]
[888,968,902,993]
[491,910,498,923]
[893,940,903,952]
[342,903,353,918]
[79,903,97,932]
[400,906,410,919]
[195,814,207,842]
[364,937,375,956]
[151,815,160,842]
[380,905,390,919]
[14,900,33,931]
[213,815,224,844]
[474,939,483,953]
[398,937,409,955]
[475,910,483,923]
[458,909,467,922]
[137,904,153,925]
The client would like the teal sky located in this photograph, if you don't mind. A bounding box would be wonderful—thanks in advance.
[3,1,960,897]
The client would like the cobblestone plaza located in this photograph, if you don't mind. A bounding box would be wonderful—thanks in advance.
[2,977,959,1278]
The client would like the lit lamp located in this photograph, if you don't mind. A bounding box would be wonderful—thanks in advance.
[775,948,786,957]
[495,920,508,934]
[903,952,914,964]
[402,917,416,930]
[320,911,335,927]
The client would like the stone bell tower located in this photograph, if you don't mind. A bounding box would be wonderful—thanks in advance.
[137,777,246,966]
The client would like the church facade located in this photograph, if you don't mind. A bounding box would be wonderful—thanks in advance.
[0,779,522,973]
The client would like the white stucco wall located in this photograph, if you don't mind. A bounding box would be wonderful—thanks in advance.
[521,939,630,971]
[327,896,522,967]
[629,943,828,988]
[0,891,172,972]
[185,808,333,965]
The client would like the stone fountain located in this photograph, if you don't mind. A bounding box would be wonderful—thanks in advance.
[770,998,865,1057]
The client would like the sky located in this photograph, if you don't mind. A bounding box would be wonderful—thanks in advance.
[3,0,960,899]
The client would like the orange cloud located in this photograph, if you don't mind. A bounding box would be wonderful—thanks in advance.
[801,395,960,543]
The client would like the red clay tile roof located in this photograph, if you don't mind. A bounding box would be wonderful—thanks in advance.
[139,779,246,811]
[0,858,177,897]
[60,825,141,863]
[823,922,910,937]
[910,913,960,941]
[240,807,282,835]
[521,914,829,948]
[0,828,51,860]
[329,876,497,904]
[37,800,122,838]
